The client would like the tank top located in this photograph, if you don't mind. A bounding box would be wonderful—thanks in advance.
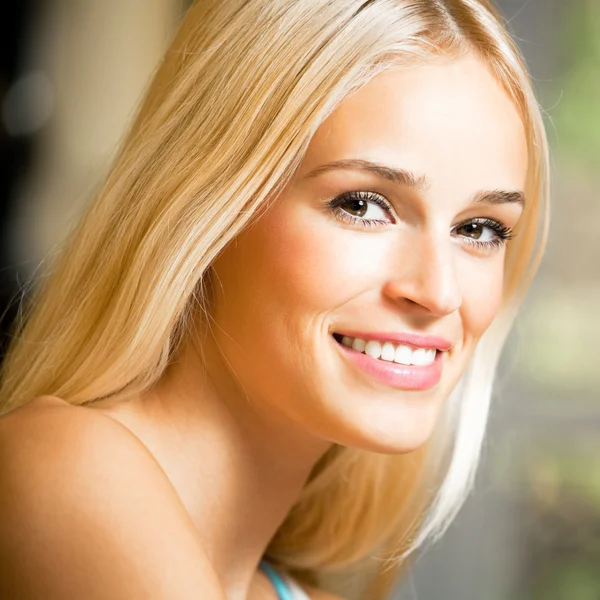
[259,560,311,600]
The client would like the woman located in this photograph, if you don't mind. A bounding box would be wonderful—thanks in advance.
[0,0,548,598]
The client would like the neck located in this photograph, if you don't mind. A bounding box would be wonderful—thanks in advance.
[96,330,332,598]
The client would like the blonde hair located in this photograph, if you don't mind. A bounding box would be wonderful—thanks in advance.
[0,0,549,597]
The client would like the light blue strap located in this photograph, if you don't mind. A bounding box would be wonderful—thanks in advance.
[259,559,295,600]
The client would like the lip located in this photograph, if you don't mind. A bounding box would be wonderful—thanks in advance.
[333,330,453,352]
[332,334,445,391]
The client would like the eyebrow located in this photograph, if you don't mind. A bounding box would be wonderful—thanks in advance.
[304,158,525,206]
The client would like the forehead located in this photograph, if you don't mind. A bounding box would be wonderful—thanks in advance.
[301,54,528,197]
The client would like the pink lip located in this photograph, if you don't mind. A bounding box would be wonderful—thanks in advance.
[334,330,453,352]
[332,335,445,391]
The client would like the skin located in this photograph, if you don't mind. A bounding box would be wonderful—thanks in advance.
[14,52,528,599]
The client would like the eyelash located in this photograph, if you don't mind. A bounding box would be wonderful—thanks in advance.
[326,190,515,251]
[327,191,391,228]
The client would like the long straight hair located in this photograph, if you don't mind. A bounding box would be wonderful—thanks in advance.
[0,0,549,597]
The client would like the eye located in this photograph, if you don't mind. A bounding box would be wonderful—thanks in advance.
[452,217,514,251]
[326,191,395,228]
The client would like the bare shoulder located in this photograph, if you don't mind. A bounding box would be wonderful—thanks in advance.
[0,395,171,477]
[0,395,224,599]
[0,395,177,500]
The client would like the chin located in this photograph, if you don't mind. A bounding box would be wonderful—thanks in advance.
[345,437,432,455]
[315,334,464,454]
[356,426,437,455]
[323,399,442,455]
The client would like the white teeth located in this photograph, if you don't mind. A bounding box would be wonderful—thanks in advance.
[411,348,430,366]
[381,342,396,362]
[351,337,366,353]
[341,336,353,348]
[364,340,382,359]
[394,344,412,365]
[337,335,437,366]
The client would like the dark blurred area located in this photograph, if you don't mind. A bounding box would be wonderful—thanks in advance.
[0,1,40,358]
[0,2,598,599]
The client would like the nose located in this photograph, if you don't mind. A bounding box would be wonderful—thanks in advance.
[383,230,462,317]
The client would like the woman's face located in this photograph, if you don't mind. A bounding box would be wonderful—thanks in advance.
[205,54,528,453]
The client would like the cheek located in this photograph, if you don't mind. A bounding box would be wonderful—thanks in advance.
[219,202,378,327]
[457,255,505,341]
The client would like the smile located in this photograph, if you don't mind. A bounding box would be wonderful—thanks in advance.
[332,333,445,391]
[334,334,437,365]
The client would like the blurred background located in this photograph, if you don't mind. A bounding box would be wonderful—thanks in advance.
[0,1,598,599]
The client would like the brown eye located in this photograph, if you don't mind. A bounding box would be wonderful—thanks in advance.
[451,217,514,251]
[326,191,394,227]
[456,222,485,239]
[340,197,368,218]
